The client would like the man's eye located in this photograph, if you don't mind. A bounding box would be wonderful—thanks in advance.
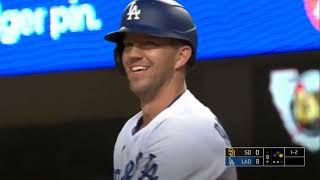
[142,41,158,47]
[145,41,157,45]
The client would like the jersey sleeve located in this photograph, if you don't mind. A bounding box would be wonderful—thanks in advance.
[134,117,231,180]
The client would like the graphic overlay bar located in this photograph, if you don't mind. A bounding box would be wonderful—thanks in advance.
[225,147,305,167]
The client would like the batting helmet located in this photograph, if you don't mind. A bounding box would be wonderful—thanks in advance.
[104,0,198,74]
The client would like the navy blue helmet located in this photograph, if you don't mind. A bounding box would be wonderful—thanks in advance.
[104,0,198,74]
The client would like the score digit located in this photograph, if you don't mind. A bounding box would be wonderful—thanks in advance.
[255,149,260,156]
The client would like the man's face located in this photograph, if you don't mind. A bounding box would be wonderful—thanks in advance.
[122,32,181,98]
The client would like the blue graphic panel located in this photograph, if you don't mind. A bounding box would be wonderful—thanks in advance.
[0,0,319,76]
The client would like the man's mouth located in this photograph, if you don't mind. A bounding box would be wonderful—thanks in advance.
[131,66,149,72]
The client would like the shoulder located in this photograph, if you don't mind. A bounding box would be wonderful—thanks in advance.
[147,109,228,152]
[172,90,219,121]
[119,111,142,133]
[124,91,233,179]
[143,111,229,179]
[162,90,227,144]
[114,111,142,146]
[142,90,229,149]
[146,91,228,157]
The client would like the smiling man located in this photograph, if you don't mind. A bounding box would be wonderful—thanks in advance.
[104,0,237,179]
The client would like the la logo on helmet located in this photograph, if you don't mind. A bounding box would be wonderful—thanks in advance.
[127,1,141,20]
[304,0,320,31]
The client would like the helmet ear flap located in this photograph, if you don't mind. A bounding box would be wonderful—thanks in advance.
[114,43,126,75]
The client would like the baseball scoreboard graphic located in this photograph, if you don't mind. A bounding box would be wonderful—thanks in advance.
[225,147,305,167]
[0,0,319,76]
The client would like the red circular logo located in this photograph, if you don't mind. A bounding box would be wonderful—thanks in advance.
[304,0,320,31]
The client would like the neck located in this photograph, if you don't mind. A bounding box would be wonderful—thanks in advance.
[139,78,186,128]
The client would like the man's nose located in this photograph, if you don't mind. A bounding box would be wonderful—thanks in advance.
[124,44,143,61]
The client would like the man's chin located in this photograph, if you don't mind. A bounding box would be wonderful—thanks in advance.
[129,84,147,96]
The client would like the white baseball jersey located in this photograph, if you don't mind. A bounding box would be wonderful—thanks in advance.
[113,90,237,180]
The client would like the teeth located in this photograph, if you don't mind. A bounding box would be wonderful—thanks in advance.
[131,66,148,72]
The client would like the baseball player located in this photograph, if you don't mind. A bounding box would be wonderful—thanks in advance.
[104,0,237,179]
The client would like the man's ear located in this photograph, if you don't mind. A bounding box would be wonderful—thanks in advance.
[174,46,192,70]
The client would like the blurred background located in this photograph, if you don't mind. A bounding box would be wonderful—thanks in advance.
[0,0,319,179]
